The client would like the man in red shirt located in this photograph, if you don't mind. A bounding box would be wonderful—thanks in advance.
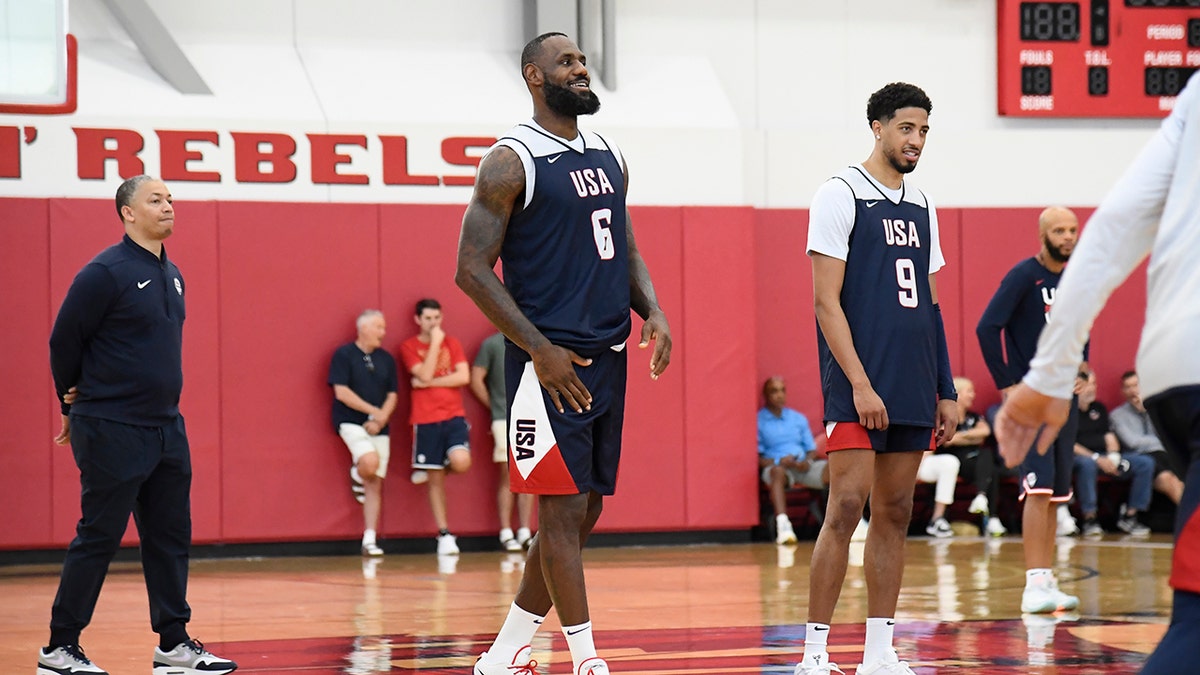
[399,298,473,555]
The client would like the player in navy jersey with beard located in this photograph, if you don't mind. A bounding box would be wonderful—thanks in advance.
[456,32,671,675]
[976,207,1083,615]
[795,82,959,675]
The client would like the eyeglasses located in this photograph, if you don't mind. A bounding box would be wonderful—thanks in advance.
[363,354,375,372]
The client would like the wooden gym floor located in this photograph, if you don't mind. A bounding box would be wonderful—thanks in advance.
[0,534,1171,673]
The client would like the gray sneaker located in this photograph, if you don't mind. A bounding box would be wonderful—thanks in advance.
[153,639,237,674]
[1117,514,1151,536]
[37,645,108,675]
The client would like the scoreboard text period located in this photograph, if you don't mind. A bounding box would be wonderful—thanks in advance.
[998,0,1200,117]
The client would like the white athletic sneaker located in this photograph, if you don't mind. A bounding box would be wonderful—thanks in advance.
[153,638,238,674]
[411,470,429,484]
[1022,580,1079,613]
[1056,505,1078,536]
[517,527,533,549]
[968,493,989,516]
[436,533,459,555]
[851,517,869,542]
[857,649,916,674]
[474,645,537,675]
[925,517,953,538]
[499,528,523,551]
[349,465,365,504]
[576,656,610,674]
[776,514,798,544]
[986,517,1008,537]
[793,659,846,674]
[361,541,384,557]
[37,645,108,674]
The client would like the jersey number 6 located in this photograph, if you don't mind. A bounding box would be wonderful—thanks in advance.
[591,208,615,260]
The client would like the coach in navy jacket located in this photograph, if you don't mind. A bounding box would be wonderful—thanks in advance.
[40,175,238,675]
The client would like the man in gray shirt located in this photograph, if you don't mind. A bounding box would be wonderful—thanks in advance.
[1110,370,1183,505]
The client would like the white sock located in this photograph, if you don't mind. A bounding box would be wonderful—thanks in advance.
[485,602,544,663]
[500,528,514,542]
[562,621,597,672]
[1026,568,1052,589]
[362,529,376,546]
[862,617,896,664]
[802,622,830,666]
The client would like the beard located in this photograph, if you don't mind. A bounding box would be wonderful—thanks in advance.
[884,146,917,174]
[544,80,601,116]
[1043,236,1072,262]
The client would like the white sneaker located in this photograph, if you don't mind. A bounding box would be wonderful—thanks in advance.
[436,533,459,555]
[1022,581,1079,613]
[851,518,869,542]
[37,645,108,674]
[968,493,989,515]
[576,656,610,674]
[361,541,383,557]
[1056,506,1078,536]
[436,530,458,552]
[793,659,846,674]
[925,517,953,538]
[499,528,523,551]
[857,649,916,674]
[986,517,1008,537]
[474,645,536,675]
[776,514,798,544]
[517,527,533,549]
[411,470,429,484]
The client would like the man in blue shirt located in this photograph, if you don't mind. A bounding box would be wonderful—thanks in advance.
[758,377,826,544]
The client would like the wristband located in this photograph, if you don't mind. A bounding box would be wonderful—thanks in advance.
[1092,452,1100,462]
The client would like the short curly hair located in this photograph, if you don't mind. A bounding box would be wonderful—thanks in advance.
[866,82,932,127]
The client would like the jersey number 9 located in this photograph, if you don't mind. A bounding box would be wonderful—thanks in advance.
[896,258,918,308]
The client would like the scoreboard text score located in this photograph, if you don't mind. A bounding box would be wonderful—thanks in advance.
[998,0,1200,116]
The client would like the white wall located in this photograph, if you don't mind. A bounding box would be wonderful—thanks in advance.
[0,0,1168,206]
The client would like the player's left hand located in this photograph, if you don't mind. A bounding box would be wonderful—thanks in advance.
[639,309,672,380]
[934,398,960,446]
[994,382,1071,468]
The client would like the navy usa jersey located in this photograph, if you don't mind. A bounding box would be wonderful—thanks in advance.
[807,166,945,427]
[492,121,632,356]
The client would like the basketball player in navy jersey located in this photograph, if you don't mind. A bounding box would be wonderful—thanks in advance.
[456,32,671,675]
[795,82,958,675]
[995,71,1200,675]
[976,207,1083,616]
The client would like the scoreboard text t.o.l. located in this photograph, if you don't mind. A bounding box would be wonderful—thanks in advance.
[998,0,1200,117]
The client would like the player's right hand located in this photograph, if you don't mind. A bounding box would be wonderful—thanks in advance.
[54,414,71,446]
[852,384,888,430]
[532,344,593,414]
[994,382,1071,468]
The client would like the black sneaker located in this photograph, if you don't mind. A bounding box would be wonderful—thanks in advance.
[38,645,108,675]
[153,638,238,674]
[1080,517,1103,536]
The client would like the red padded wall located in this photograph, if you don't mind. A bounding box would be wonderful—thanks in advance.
[681,206,758,528]
[0,199,54,546]
[0,197,1149,550]
[217,201,382,542]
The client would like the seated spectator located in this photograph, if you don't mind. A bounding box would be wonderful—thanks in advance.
[758,376,828,545]
[938,376,1009,536]
[917,450,960,538]
[1111,370,1184,506]
[1071,370,1154,536]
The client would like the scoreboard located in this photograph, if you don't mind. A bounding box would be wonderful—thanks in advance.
[998,0,1200,117]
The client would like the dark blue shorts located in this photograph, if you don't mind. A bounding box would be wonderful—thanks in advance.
[504,341,627,496]
[411,416,469,470]
[825,421,934,453]
[1019,397,1079,501]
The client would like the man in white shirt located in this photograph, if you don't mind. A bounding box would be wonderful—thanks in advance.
[993,72,1200,673]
